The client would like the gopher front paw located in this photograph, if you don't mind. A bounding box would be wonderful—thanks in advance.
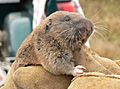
[72,65,86,76]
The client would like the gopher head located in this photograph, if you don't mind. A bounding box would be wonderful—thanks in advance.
[41,11,93,51]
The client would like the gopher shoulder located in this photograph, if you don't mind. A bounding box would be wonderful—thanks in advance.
[15,27,44,67]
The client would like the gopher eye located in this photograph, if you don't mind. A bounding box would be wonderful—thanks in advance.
[45,25,49,32]
[45,19,52,33]
[64,16,71,21]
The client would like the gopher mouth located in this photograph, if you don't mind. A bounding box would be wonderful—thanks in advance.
[64,28,93,51]
[65,33,86,51]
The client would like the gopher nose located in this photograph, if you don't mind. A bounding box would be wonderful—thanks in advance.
[80,19,93,35]
[74,19,93,38]
[85,20,93,33]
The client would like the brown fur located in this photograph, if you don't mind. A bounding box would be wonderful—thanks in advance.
[0,11,93,89]
[14,11,93,75]
[1,11,120,89]
[2,46,120,89]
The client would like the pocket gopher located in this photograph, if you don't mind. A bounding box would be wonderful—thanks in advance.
[15,11,93,76]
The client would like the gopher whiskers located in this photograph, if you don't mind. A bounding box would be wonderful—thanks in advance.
[94,24,109,32]
[91,34,98,40]
[90,9,102,21]
[65,31,82,51]
[90,20,109,40]
[55,29,69,39]
[93,29,106,40]
[78,30,82,38]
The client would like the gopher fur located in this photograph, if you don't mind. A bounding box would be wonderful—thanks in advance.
[2,46,120,89]
[1,11,120,89]
[15,11,93,76]
[0,11,93,89]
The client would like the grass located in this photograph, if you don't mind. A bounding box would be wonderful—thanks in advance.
[79,0,120,60]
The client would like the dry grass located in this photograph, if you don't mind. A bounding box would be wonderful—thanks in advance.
[79,0,120,60]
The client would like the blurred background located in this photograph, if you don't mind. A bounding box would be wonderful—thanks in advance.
[79,0,120,60]
[0,0,120,86]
